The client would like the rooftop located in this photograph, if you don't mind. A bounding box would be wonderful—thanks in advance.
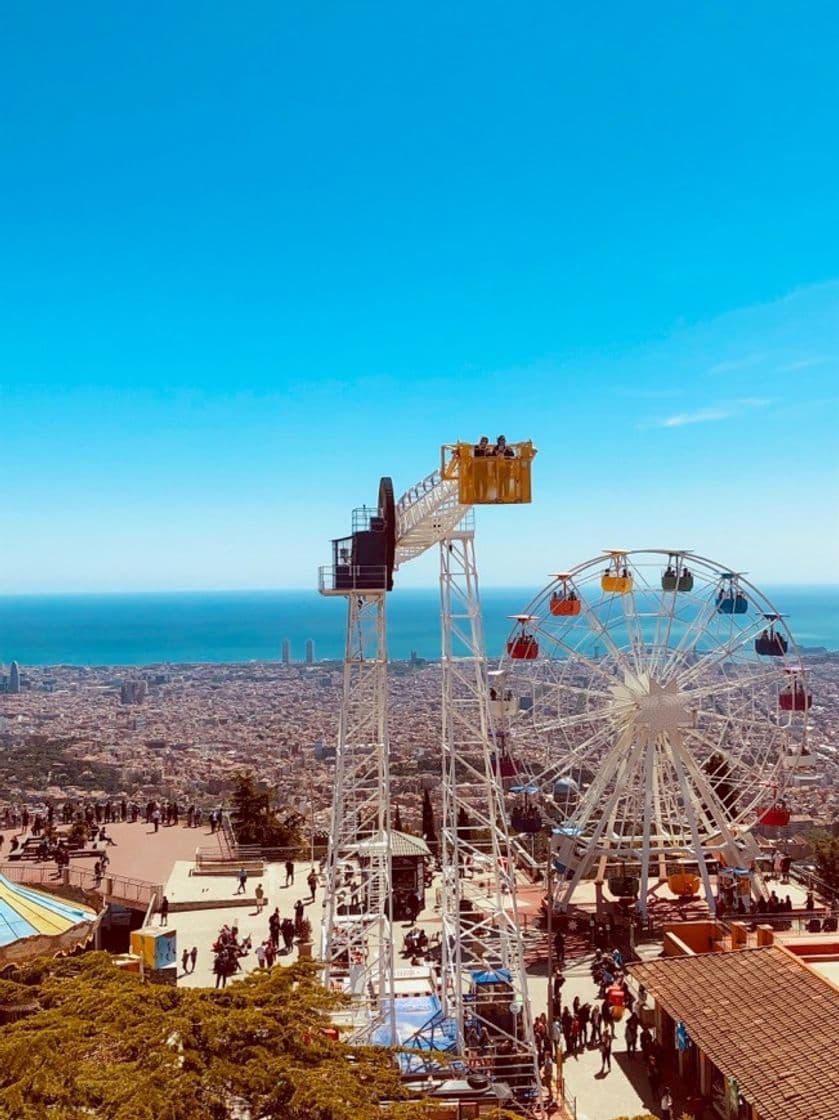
[630,945,839,1120]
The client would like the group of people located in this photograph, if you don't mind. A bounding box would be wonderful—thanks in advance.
[473,435,516,458]
[0,799,227,835]
[550,946,675,1117]
[211,925,252,988]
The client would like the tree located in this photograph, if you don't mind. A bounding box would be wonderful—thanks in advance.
[808,830,839,897]
[421,788,437,852]
[229,772,304,851]
[0,953,438,1120]
[703,752,738,816]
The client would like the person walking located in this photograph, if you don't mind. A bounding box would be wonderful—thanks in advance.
[189,946,198,973]
[285,860,294,886]
[254,883,265,912]
[307,868,318,902]
[281,916,295,953]
[294,898,305,936]
[236,868,248,895]
[550,1016,562,1060]
[152,807,161,833]
[181,948,190,974]
[159,895,169,927]
[269,908,281,949]
[598,1030,612,1075]
[660,1086,674,1120]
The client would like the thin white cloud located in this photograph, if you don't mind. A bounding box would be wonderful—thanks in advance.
[735,397,776,408]
[777,357,830,372]
[656,407,732,428]
[650,397,774,429]
[708,353,765,375]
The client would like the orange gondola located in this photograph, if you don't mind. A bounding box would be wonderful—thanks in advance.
[668,872,700,897]
[549,573,582,616]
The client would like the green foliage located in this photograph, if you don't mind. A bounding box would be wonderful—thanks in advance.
[421,788,437,851]
[67,817,90,848]
[229,772,304,851]
[704,752,738,814]
[808,829,839,896]
[0,953,430,1120]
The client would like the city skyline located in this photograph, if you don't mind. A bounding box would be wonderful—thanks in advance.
[1,3,837,593]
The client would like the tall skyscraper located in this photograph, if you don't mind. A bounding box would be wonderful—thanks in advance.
[305,639,315,664]
[8,661,20,694]
[282,639,291,664]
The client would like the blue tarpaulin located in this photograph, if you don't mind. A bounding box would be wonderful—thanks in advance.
[469,967,512,985]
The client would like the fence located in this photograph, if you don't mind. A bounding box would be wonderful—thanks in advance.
[560,1078,577,1120]
[0,862,161,911]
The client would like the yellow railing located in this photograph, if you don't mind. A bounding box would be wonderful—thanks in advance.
[441,441,536,505]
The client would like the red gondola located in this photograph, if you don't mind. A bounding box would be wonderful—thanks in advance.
[779,685,812,712]
[507,614,539,660]
[497,753,519,778]
[758,802,791,827]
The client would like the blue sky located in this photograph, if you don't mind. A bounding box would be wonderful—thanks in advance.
[1,2,837,592]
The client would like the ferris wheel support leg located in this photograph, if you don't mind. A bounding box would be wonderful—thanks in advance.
[322,592,395,1046]
[557,748,637,911]
[637,739,657,920]
[670,738,717,917]
[438,530,541,1099]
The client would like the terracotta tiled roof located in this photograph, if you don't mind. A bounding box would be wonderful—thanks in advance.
[629,946,839,1120]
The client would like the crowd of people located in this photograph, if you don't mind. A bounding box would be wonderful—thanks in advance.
[530,944,674,1116]
[204,875,317,987]
[1,798,226,834]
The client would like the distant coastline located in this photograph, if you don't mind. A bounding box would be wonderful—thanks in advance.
[1,586,838,667]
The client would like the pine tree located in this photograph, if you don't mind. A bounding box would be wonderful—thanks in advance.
[421,787,437,851]
[230,772,304,850]
[0,953,445,1119]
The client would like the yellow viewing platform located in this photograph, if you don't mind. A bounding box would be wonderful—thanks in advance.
[441,440,536,505]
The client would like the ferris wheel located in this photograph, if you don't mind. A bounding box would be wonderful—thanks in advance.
[494,549,813,915]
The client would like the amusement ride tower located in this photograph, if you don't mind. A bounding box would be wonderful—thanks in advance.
[318,441,540,1099]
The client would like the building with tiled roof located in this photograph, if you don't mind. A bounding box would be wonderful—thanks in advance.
[630,945,839,1120]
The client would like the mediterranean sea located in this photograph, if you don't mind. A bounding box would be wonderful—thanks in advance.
[0,586,837,667]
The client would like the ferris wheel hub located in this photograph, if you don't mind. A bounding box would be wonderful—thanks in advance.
[610,673,693,741]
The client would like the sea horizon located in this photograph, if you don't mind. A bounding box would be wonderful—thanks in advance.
[2,585,838,667]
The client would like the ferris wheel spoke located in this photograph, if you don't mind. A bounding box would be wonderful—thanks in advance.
[668,612,769,687]
[574,597,637,679]
[679,724,767,806]
[529,637,626,694]
[672,735,755,860]
[681,663,784,703]
[558,738,644,900]
[658,579,756,682]
[528,704,617,736]
[667,734,718,911]
[520,719,618,785]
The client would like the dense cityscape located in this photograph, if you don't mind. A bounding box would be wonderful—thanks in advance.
[2,654,838,836]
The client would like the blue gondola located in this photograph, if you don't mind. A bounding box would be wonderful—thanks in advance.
[717,591,748,614]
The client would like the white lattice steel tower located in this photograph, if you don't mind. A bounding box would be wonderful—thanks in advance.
[318,443,541,1102]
